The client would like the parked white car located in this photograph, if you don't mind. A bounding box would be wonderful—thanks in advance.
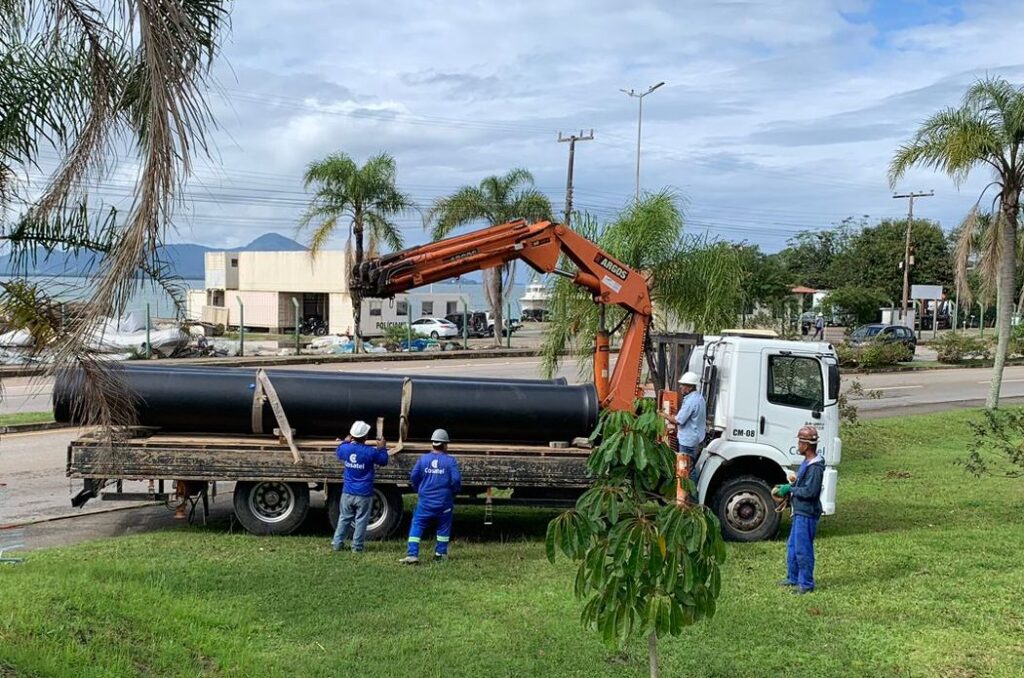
[411,317,459,339]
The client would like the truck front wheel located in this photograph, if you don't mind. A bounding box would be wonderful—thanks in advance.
[233,481,310,535]
[711,475,780,542]
[326,485,404,541]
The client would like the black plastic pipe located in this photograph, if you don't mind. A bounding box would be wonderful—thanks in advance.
[54,366,597,445]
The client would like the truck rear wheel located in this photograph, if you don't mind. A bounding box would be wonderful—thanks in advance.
[711,475,780,542]
[233,481,310,535]
[326,485,404,541]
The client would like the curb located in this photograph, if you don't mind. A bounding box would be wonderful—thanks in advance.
[0,421,65,434]
[2,502,162,529]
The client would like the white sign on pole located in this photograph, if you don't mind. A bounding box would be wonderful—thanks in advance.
[911,284,943,300]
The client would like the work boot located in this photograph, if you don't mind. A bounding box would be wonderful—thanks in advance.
[793,587,813,595]
[332,542,343,552]
[777,579,797,587]
[398,555,420,565]
[433,553,447,563]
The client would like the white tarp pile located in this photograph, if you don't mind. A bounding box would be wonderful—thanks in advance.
[84,313,189,358]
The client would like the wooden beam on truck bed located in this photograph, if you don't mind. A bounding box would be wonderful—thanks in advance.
[67,443,592,488]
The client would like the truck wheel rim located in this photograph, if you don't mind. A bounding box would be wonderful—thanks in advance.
[724,490,766,533]
[367,490,388,532]
[249,482,295,524]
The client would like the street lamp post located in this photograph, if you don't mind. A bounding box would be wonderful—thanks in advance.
[621,81,665,200]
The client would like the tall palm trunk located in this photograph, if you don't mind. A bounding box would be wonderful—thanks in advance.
[988,202,1020,408]
[353,211,364,353]
[488,267,505,348]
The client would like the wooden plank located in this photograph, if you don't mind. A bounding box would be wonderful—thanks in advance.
[68,446,591,488]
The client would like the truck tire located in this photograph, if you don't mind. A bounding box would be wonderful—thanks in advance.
[326,485,404,541]
[233,481,310,535]
[711,475,780,542]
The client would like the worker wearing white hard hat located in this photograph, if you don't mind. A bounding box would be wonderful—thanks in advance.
[331,419,390,553]
[399,428,462,565]
[673,371,707,493]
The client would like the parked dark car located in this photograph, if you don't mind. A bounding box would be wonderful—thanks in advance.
[849,324,917,351]
[444,311,489,338]
[920,312,951,331]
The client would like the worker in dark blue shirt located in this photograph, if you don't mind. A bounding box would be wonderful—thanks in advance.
[399,428,462,565]
[331,420,390,553]
[773,426,825,593]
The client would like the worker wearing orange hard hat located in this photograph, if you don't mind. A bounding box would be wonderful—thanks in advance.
[774,425,825,594]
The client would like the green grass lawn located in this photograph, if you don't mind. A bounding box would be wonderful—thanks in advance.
[3,411,1024,677]
[0,410,54,426]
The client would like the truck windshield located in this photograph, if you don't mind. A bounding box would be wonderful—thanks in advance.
[767,355,824,411]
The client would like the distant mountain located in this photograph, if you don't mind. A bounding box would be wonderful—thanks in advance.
[242,233,308,252]
[0,232,307,279]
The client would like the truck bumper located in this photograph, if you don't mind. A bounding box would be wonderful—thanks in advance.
[821,467,838,515]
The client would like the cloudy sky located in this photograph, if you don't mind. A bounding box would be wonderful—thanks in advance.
[116,0,1024,252]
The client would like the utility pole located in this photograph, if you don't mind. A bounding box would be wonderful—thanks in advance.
[557,129,594,227]
[893,190,934,319]
[621,82,665,200]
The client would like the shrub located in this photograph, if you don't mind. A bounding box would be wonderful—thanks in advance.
[836,342,859,368]
[858,341,912,368]
[932,333,992,364]
[837,340,912,369]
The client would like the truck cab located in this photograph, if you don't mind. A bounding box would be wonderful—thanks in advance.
[682,333,841,541]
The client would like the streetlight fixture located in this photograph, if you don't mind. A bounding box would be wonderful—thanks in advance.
[621,81,665,200]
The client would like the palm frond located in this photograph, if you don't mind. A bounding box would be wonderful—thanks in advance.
[889,107,1002,187]
[366,212,405,252]
[953,206,982,307]
[426,186,489,240]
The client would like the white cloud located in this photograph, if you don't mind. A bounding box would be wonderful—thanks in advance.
[134,0,1024,252]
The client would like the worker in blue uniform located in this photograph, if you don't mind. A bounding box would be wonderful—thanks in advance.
[674,371,706,489]
[774,426,825,594]
[331,420,389,553]
[399,428,462,565]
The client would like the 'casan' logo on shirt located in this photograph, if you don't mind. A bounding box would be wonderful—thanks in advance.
[596,255,628,281]
[349,453,358,463]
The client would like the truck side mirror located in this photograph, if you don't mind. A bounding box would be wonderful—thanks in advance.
[811,409,822,420]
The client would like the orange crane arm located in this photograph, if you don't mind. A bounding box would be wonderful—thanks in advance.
[352,219,653,411]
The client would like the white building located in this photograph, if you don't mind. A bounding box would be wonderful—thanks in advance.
[188,250,467,337]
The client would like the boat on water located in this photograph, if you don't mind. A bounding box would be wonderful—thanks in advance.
[519,280,550,321]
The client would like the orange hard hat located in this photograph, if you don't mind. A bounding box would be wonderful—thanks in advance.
[797,426,819,443]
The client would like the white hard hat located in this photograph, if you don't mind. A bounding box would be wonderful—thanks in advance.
[678,371,700,387]
[349,420,371,438]
[430,428,450,444]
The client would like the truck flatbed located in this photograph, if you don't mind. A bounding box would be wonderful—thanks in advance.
[67,430,592,487]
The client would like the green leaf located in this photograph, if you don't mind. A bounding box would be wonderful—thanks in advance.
[545,520,558,563]
[621,432,635,466]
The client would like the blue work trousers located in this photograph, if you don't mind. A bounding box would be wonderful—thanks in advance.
[407,504,454,557]
[332,493,373,552]
[786,514,819,590]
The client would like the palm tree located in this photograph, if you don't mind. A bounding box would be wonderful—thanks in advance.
[299,152,413,349]
[540,191,744,379]
[1,1,228,431]
[890,77,1024,408]
[426,168,552,346]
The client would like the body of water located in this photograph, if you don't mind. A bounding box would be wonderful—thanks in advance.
[3,276,534,318]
